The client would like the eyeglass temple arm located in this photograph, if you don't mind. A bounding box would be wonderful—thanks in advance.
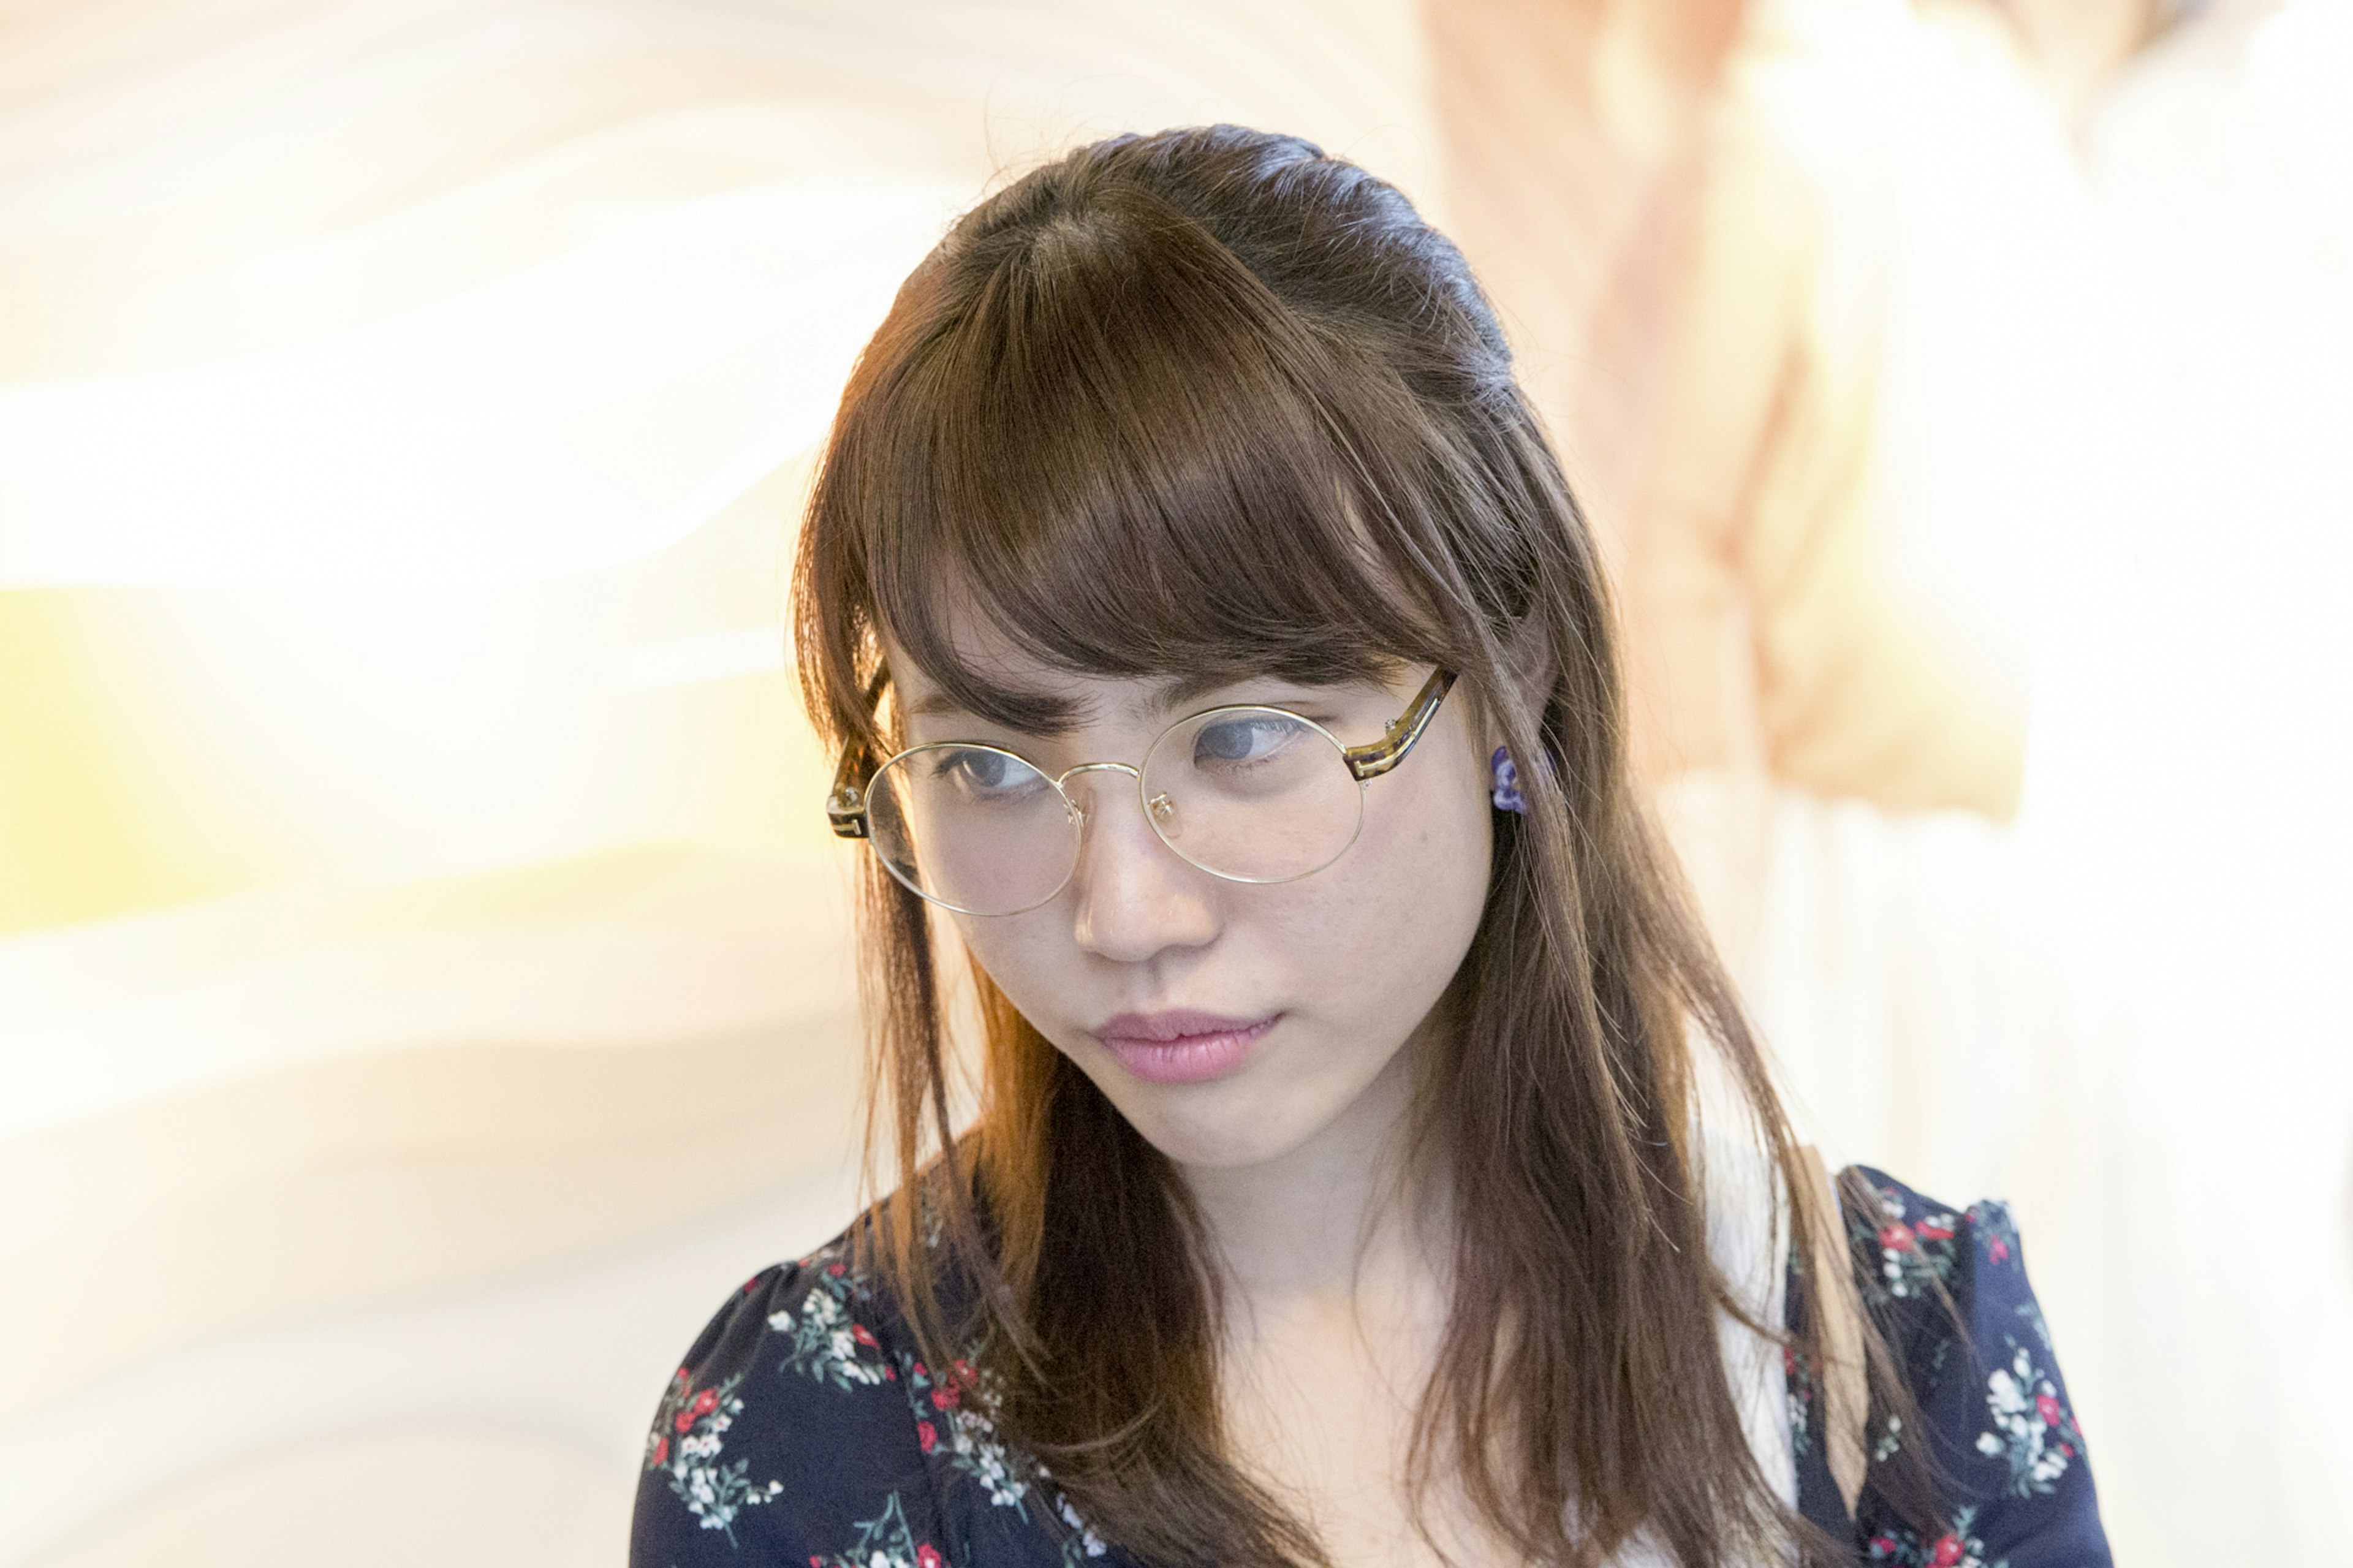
[825,670,892,840]
[1343,669,1457,782]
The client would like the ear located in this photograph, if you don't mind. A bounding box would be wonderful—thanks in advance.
[1474,613,1557,756]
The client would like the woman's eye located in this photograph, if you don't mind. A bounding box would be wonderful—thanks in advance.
[930,748,1034,794]
[1192,714,1307,765]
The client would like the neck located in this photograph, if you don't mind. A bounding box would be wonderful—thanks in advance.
[1176,1021,1468,1550]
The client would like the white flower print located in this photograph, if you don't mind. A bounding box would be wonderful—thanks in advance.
[1974,1339,2082,1497]
[1056,1491,1109,1558]
[642,1369,785,1545]
[772,1258,893,1390]
[898,1347,1113,1564]
[904,1352,1033,1510]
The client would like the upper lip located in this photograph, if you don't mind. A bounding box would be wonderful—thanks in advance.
[1095,1009,1277,1043]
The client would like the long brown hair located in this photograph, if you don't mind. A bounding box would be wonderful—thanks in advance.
[794,125,1933,1568]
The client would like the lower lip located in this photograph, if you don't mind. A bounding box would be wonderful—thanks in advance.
[1096,1016,1278,1085]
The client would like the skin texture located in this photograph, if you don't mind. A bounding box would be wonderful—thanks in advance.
[890,634,1504,1564]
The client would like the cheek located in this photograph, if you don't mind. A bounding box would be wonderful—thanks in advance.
[951,910,1066,1015]
[1307,753,1491,990]
[1230,727,1491,1048]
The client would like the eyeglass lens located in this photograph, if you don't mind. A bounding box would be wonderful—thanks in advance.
[864,707,1365,915]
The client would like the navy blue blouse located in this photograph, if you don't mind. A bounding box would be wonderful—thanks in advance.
[629,1168,2110,1567]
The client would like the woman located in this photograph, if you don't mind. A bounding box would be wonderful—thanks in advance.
[629,126,2109,1568]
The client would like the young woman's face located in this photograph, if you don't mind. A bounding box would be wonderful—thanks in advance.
[890,637,1495,1172]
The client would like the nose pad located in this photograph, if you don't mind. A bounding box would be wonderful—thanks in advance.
[1058,767,1126,839]
[1146,791,1180,838]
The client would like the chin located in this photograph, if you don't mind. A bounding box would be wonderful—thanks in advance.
[1113,1085,1327,1172]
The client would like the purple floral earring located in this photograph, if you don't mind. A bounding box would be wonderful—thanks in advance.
[1490,746,1529,814]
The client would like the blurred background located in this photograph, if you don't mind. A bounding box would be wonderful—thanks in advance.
[2,0,2348,1562]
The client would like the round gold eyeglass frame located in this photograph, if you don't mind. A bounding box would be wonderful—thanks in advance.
[824,668,1458,915]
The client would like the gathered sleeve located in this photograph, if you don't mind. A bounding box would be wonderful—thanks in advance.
[1802,1168,2114,1567]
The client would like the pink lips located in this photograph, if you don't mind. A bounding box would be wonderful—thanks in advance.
[1094,1009,1278,1084]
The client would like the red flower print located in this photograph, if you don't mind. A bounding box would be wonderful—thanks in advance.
[952,1358,977,1385]
[1869,1536,1896,1556]
[912,1362,928,1377]
[917,1545,944,1568]
[691,1387,719,1417]
[2036,1392,2061,1426]
[673,1367,691,1387]
[1879,1223,1915,1252]
[1988,1238,2011,1263]
[652,1436,669,1467]
[1917,1221,1954,1242]
[918,1420,938,1453]
[827,1262,846,1276]
[1930,1534,1964,1567]
[851,1322,879,1348]
[931,1385,960,1409]
[673,1410,694,1433]
[2061,1442,2075,1458]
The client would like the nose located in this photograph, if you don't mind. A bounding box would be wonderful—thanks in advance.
[1061,766,1221,962]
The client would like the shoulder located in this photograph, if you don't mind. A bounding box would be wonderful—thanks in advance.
[629,1235,945,1567]
[628,1228,1112,1568]
[1838,1167,2114,1568]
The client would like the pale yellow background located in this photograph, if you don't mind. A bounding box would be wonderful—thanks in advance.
[2,2,2348,1565]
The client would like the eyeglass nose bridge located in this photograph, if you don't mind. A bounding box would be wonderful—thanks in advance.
[1051,760,1180,834]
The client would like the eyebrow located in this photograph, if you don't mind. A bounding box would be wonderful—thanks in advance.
[898,683,1085,737]
[1157,668,1260,710]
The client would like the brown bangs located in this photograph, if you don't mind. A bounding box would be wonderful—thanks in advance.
[809,184,1453,735]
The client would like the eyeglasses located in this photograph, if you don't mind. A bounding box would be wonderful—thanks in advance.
[825,669,1456,915]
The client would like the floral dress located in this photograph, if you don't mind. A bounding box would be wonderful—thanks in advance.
[628,1168,2110,1567]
